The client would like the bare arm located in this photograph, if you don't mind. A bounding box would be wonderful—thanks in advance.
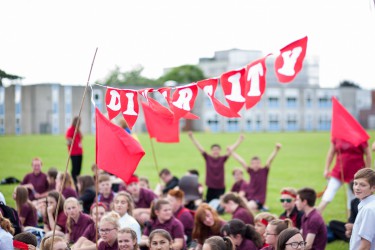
[226,134,245,156]
[264,143,282,169]
[172,238,184,250]
[230,151,248,170]
[188,131,205,154]
[364,145,372,168]
[140,235,149,247]
[324,143,336,178]
[358,238,371,250]
[305,233,316,250]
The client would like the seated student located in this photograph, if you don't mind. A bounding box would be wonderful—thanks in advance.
[167,189,194,244]
[230,143,282,212]
[139,177,151,190]
[97,212,120,250]
[254,212,277,248]
[279,187,304,229]
[221,219,263,250]
[230,168,247,194]
[13,186,38,228]
[262,219,293,250]
[64,197,94,244]
[46,167,58,191]
[126,175,157,224]
[276,228,306,250]
[0,213,14,250]
[72,202,107,249]
[192,203,226,247]
[179,171,202,210]
[40,235,69,250]
[148,229,173,250]
[77,175,96,214]
[203,236,235,250]
[13,231,38,250]
[118,228,140,250]
[141,199,185,250]
[97,174,115,210]
[349,168,375,250]
[221,192,254,225]
[113,191,141,243]
[21,157,49,201]
[158,168,179,195]
[56,172,78,199]
[295,187,327,250]
[42,191,67,234]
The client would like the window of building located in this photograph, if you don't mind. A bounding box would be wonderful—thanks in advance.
[318,115,331,130]
[304,114,313,131]
[268,97,279,108]
[306,96,312,108]
[227,119,240,132]
[246,120,252,131]
[269,114,279,131]
[207,119,219,132]
[287,114,298,131]
[286,97,297,108]
[255,114,262,131]
[318,97,331,108]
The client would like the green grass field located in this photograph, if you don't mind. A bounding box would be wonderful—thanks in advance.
[1,131,374,249]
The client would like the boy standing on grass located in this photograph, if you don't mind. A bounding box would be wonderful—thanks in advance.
[188,132,244,203]
[350,168,375,250]
[296,187,327,250]
[230,143,281,212]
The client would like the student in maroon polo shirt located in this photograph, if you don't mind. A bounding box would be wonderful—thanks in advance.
[221,192,254,225]
[21,157,49,201]
[231,143,282,212]
[56,172,78,199]
[42,191,67,234]
[64,197,94,244]
[203,236,235,250]
[221,219,263,250]
[66,116,83,185]
[188,132,244,202]
[77,175,96,214]
[13,186,38,228]
[192,203,226,246]
[254,212,277,248]
[230,168,247,194]
[141,199,185,250]
[97,212,120,250]
[148,229,173,250]
[295,187,327,250]
[263,219,293,250]
[279,188,304,229]
[97,174,115,210]
[167,189,194,244]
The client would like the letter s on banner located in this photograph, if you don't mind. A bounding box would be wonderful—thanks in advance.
[245,57,267,109]
[120,90,139,129]
[105,87,122,120]
[275,36,308,83]
[170,84,198,120]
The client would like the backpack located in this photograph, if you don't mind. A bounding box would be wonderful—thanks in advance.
[0,201,22,234]
[176,207,196,219]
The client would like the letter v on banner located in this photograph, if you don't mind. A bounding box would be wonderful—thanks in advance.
[120,89,139,129]
[221,68,246,113]
[170,84,198,120]
[105,87,122,120]
[245,57,267,109]
[275,36,308,83]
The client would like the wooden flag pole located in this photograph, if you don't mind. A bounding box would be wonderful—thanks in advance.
[338,148,348,217]
[51,48,98,250]
[149,137,162,186]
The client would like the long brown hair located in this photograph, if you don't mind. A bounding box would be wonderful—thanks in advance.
[57,172,76,190]
[221,192,253,218]
[150,199,170,220]
[64,197,81,235]
[14,186,36,220]
[221,219,263,248]
[0,213,15,235]
[77,175,95,196]
[192,203,223,244]
[46,191,65,218]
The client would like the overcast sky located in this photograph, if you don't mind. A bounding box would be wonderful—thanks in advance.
[1,0,374,89]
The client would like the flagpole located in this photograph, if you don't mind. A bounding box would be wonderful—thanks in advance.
[149,137,162,186]
[338,148,348,218]
[51,48,98,250]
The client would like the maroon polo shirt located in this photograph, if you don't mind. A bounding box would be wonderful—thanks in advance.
[62,187,78,199]
[301,209,327,250]
[97,192,115,210]
[21,172,49,200]
[245,167,269,204]
[233,206,254,225]
[44,211,67,232]
[20,203,38,227]
[174,206,194,240]
[98,239,118,250]
[237,238,258,250]
[82,223,98,242]
[134,188,157,209]
[203,152,228,189]
[67,212,95,244]
[230,179,247,193]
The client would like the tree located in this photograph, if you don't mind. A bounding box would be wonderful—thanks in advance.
[98,65,159,86]
[0,69,23,87]
[339,80,360,89]
[158,65,206,84]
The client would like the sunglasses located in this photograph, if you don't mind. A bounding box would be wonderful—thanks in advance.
[280,198,292,203]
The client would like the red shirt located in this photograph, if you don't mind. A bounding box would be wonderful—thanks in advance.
[66,126,83,156]
[203,152,228,189]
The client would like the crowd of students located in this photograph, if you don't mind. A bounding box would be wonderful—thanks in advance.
[1,133,375,250]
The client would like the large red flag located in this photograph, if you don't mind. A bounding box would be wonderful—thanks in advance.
[96,108,145,183]
[142,100,180,143]
[331,97,369,147]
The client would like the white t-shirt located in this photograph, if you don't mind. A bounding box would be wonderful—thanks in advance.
[0,227,13,250]
[118,213,142,243]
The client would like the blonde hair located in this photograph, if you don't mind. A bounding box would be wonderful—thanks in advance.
[64,197,81,235]
[254,212,277,224]
[0,213,15,235]
[112,191,135,216]
[40,236,66,250]
[99,211,120,229]
[118,228,140,250]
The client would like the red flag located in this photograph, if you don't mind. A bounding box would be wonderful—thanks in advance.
[244,57,267,109]
[221,68,246,113]
[331,97,369,147]
[275,36,308,83]
[142,101,180,143]
[96,108,145,183]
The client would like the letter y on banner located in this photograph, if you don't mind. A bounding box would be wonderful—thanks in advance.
[275,36,308,83]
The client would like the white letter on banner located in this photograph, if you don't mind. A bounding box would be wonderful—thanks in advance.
[247,63,263,96]
[225,73,245,102]
[172,88,193,111]
[107,90,121,111]
[123,92,137,115]
[203,85,213,97]
[277,47,302,76]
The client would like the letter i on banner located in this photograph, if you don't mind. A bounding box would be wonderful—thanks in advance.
[170,84,198,120]
[105,87,122,120]
[245,57,267,109]
[220,68,246,113]
[120,90,139,129]
[275,36,308,83]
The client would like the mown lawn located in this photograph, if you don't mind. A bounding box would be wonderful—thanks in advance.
[1,131,374,249]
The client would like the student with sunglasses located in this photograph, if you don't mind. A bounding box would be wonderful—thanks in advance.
[279,188,304,229]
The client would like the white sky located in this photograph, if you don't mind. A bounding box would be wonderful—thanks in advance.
[1,0,374,89]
